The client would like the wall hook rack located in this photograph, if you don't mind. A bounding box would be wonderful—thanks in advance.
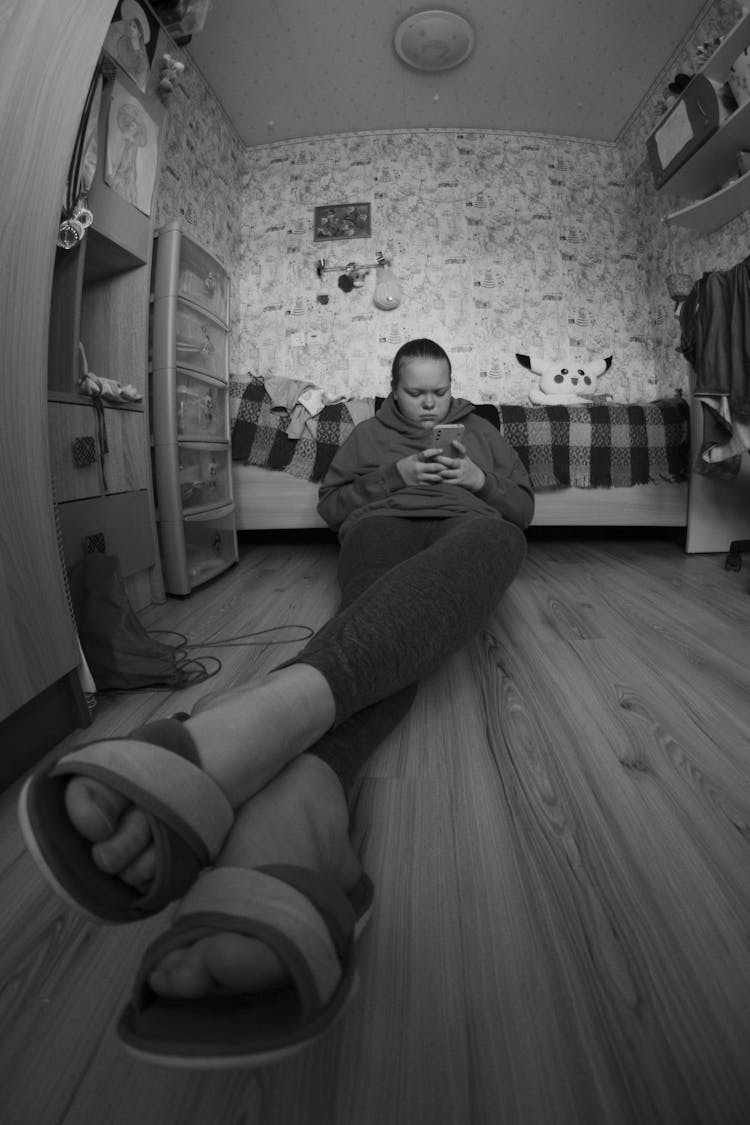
[316,251,390,279]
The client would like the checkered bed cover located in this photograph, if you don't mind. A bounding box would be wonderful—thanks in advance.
[230,376,690,489]
[230,375,363,482]
[485,399,690,488]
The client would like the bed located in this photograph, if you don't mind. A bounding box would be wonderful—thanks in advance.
[230,375,690,530]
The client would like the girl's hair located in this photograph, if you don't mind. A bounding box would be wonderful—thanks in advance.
[391,338,452,386]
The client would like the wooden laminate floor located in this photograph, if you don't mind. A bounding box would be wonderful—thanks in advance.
[2,530,749,1125]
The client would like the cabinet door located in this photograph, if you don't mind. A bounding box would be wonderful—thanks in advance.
[0,0,118,724]
[48,401,104,501]
[103,407,150,493]
[59,491,156,577]
[48,400,150,500]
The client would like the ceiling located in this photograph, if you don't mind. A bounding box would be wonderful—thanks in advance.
[186,0,712,149]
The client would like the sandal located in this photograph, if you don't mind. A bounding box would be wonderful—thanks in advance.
[17,718,233,923]
[117,864,375,1069]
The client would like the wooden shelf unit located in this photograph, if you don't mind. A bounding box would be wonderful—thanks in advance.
[47,35,169,613]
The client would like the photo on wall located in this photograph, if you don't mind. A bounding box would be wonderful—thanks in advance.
[314,203,371,241]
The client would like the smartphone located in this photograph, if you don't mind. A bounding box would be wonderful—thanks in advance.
[430,422,465,456]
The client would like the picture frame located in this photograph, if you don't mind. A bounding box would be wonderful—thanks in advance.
[103,1,161,92]
[314,202,371,242]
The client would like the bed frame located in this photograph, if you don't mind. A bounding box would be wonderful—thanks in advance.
[232,464,689,530]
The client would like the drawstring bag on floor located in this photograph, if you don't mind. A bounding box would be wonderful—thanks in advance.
[68,554,187,690]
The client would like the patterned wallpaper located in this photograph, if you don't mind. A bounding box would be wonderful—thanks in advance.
[154,55,244,286]
[232,131,658,406]
[155,0,749,407]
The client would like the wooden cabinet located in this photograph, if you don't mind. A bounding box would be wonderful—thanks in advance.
[648,9,750,232]
[47,28,169,613]
[0,0,119,782]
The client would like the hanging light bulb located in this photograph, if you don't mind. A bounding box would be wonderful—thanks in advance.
[373,263,403,311]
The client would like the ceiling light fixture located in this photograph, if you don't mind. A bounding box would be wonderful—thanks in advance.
[394,9,475,73]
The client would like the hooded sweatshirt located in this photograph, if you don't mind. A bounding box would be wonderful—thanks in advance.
[317,394,535,536]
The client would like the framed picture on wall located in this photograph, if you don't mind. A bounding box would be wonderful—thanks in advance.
[314,202,371,241]
[103,1,161,92]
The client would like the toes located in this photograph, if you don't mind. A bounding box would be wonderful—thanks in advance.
[64,778,129,842]
[204,933,287,992]
[120,847,157,890]
[148,946,215,998]
[91,806,153,875]
[148,935,288,998]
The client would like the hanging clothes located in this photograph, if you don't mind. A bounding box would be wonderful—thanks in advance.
[680,257,750,414]
[680,257,750,469]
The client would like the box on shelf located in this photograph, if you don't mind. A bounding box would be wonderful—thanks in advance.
[647,74,729,190]
[155,0,213,38]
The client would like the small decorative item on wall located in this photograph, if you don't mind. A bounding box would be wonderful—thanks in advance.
[314,203,371,242]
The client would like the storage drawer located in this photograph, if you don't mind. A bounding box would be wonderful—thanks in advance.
[159,504,238,596]
[150,297,228,383]
[153,441,232,519]
[153,220,229,321]
[174,302,227,381]
[152,369,228,445]
[178,238,229,320]
[179,443,231,512]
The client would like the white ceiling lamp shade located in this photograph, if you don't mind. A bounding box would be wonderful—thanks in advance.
[394,9,475,72]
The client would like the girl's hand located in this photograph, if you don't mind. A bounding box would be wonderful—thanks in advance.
[396,449,446,487]
[436,442,486,492]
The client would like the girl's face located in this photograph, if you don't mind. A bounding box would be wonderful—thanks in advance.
[392,357,452,428]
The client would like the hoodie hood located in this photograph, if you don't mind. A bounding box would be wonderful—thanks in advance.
[376,393,475,436]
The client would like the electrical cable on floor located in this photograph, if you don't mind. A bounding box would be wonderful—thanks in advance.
[98,624,316,694]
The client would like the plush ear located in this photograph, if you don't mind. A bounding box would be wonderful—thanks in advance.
[588,355,613,378]
[516,353,532,371]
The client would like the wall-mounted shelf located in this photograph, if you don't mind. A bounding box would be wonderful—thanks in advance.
[658,99,750,201]
[651,9,750,232]
[664,167,750,231]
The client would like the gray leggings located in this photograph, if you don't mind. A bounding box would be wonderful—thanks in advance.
[291,513,526,792]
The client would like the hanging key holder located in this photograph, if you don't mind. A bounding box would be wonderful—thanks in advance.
[57,67,102,250]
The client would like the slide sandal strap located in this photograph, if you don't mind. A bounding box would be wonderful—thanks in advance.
[254,863,358,957]
[163,867,346,1016]
[53,737,233,864]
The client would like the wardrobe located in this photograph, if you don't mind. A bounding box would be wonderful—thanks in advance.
[0,0,120,786]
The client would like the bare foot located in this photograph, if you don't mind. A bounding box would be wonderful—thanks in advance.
[64,778,156,889]
[145,754,362,998]
[63,664,336,895]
